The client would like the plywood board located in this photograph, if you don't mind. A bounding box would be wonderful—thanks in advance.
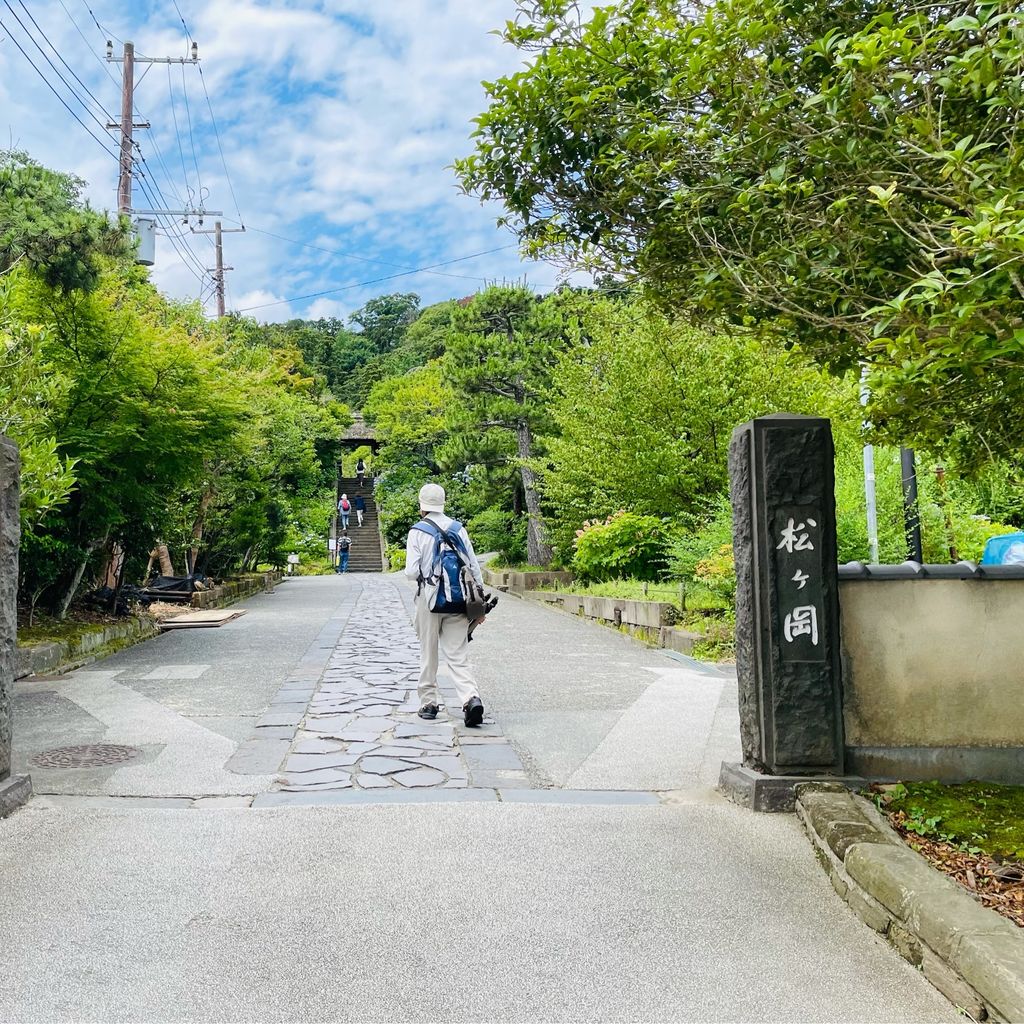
[159,609,246,630]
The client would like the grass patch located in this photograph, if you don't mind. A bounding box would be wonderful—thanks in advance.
[17,614,114,648]
[880,781,1024,862]
[489,562,559,573]
[687,610,736,662]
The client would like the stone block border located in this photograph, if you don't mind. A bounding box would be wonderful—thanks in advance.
[482,568,573,592]
[797,782,1024,1022]
[483,567,709,650]
[15,616,158,680]
[16,572,280,679]
[524,590,703,650]
[190,570,279,608]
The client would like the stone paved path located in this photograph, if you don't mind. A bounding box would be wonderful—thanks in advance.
[272,582,532,797]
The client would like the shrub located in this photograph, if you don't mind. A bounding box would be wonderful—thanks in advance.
[667,496,733,580]
[387,544,407,572]
[693,543,736,604]
[572,511,670,582]
[467,508,527,565]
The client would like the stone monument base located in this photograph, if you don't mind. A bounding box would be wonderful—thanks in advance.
[719,762,865,813]
[0,775,32,818]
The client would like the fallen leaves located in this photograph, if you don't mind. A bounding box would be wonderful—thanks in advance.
[888,810,1024,929]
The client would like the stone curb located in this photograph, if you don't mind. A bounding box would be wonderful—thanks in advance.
[14,616,158,680]
[15,573,279,680]
[0,775,32,818]
[796,782,1024,1022]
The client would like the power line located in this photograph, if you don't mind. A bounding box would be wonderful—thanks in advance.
[2,1,118,144]
[78,0,119,43]
[15,0,113,123]
[227,222,491,283]
[10,4,209,299]
[0,13,119,161]
[165,0,243,229]
[139,193,209,283]
[198,65,242,223]
[165,62,194,203]
[179,60,204,201]
[237,245,516,313]
[54,0,179,212]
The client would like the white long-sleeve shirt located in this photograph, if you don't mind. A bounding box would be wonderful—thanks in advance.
[405,512,483,588]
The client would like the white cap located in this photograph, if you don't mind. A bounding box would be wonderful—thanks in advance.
[418,483,445,513]
[341,493,347,499]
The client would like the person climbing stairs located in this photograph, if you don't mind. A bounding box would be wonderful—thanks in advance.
[335,477,386,572]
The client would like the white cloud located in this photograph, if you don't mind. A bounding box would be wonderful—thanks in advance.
[6,0,592,323]
[231,288,292,322]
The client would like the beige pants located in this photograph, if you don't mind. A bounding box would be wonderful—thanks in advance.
[414,594,479,709]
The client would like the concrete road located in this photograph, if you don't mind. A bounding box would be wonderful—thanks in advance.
[0,575,955,1022]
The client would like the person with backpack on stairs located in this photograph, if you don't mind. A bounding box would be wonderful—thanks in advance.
[405,482,486,727]
[336,531,351,573]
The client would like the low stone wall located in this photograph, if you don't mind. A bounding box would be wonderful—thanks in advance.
[482,568,573,592]
[486,570,707,651]
[190,571,280,609]
[16,572,280,678]
[521,589,685,645]
[797,783,1024,1023]
[839,573,1024,783]
[15,615,158,680]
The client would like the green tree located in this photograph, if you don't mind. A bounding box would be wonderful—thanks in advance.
[456,0,1024,456]
[350,293,420,354]
[0,277,76,536]
[11,262,246,615]
[1,150,129,290]
[542,297,860,554]
[443,285,569,564]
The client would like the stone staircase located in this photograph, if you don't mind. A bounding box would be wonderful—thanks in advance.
[335,477,386,573]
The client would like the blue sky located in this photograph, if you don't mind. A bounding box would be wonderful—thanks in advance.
[0,1,586,321]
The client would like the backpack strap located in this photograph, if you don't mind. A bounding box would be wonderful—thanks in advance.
[411,520,443,595]
[411,519,469,597]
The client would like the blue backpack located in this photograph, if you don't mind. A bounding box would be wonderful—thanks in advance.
[412,519,469,613]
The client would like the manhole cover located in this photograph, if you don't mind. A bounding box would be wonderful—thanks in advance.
[30,744,141,769]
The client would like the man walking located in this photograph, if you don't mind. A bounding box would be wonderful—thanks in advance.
[354,493,366,527]
[338,494,351,530]
[405,483,485,726]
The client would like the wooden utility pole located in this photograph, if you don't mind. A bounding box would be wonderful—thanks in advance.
[192,220,244,317]
[117,42,135,214]
[214,221,225,317]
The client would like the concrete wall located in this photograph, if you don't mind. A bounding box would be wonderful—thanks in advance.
[839,579,1024,782]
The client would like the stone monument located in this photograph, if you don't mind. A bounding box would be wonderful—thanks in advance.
[0,437,31,816]
[719,415,854,811]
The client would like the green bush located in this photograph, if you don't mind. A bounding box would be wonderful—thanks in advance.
[572,511,670,582]
[667,496,733,582]
[386,544,407,572]
[692,544,736,604]
[467,507,527,565]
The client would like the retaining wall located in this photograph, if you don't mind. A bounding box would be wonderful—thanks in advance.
[16,572,280,679]
[190,571,279,609]
[482,568,573,592]
[15,616,158,680]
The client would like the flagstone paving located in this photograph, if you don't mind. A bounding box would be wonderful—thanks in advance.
[269,581,529,796]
